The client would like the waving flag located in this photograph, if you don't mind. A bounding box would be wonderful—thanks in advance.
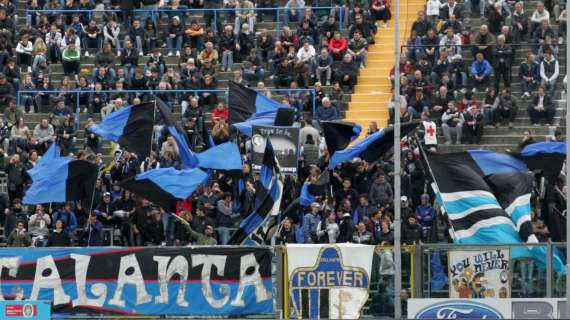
[120,167,207,211]
[228,81,288,124]
[428,150,564,271]
[27,143,60,179]
[196,142,243,171]
[321,120,362,155]
[229,139,283,245]
[24,158,98,205]
[89,102,154,157]
[232,110,279,137]
[519,141,566,181]
[328,123,418,169]
[156,97,199,169]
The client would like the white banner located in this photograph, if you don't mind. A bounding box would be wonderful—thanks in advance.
[286,244,374,319]
[449,249,511,298]
[408,298,567,319]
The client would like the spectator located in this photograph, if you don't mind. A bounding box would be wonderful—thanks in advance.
[316,97,339,121]
[496,88,518,128]
[284,0,305,25]
[103,18,121,55]
[61,42,80,79]
[337,213,355,243]
[402,214,422,244]
[303,202,322,243]
[316,212,339,243]
[6,220,30,247]
[347,30,368,69]
[185,222,217,245]
[416,193,435,229]
[463,104,484,144]
[82,19,102,57]
[353,222,373,244]
[84,213,103,246]
[492,35,513,90]
[369,174,393,207]
[28,204,51,245]
[539,48,559,98]
[470,52,492,90]
[52,202,78,235]
[126,19,146,56]
[166,16,184,57]
[234,0,255,35]
[220,25,237,72]
[472,25,495,60]
[520,53,540,98]
[371,0,391,28]
[15,34,33,73]
[530,2,550,34]
[276,217,299,244]
[527,85,555,126]
[336,53,357,92]
[442,101,464,144]
[328,31,347,61]
[46,219,71,247]
[376,220,393,245]
[216,192,234,245]
[145,208,165,245]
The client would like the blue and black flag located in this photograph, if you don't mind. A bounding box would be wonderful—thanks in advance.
[120,167,207,212]
[328,123,418,169]
[196,141,243,172]
[23,157,98,205]
[89,102,155,157]
[321,120,362,155]
[156,97,199,169]
[232,110,280,137]
[228,139,282,245]
[518,141,566,181]
[27,143,60,179]
[228,81,287,124]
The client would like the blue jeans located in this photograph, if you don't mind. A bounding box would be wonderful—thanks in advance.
[222,50,234,70]
[234,16,254,34]
[166,35,183,51]
[217,226,230,245]
[519,259,534,296]
[483,105,497,126]
[161,213,175,246]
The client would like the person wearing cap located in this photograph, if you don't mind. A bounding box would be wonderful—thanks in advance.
[303,202,322,243]
[400,195,414,218]
[337,212,356,243]
[95,192,116,227]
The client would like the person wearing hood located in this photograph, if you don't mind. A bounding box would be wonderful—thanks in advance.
[369,174,393,207]
[337,212,355,243]
[416,194,436,229]
[402,214,422,244]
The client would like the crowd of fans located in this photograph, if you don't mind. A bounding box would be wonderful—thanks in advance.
[0,0,564,250]
[391,0,567,145]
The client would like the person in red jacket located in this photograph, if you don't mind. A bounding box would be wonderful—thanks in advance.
[371,0,391,28]
[211,102,229,123]
[328,31,347,61]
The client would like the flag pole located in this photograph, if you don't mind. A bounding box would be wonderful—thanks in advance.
[393,0,402,315]
[560,6,570,317]
[87,167,101,213]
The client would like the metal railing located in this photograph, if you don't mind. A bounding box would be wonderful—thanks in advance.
[16,88,317,128]
[26,6,347,35]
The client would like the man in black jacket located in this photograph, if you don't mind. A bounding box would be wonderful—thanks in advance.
[527,85,556,126]
[337,213,355,243]
[492,35,513,91]
[145,208,165,245]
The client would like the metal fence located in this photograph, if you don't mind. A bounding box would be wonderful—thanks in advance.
[26,6,347,35]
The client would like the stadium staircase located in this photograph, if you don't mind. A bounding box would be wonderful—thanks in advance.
[347,0,422,130]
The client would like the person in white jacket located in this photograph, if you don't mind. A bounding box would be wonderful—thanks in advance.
[15,34,33,72]
[426,0,441,24]
[296,40,315,64]
[539,48,559,97]
[103,18,121,55]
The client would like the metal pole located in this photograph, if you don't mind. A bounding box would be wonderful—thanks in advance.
[393,0,402,316]
[566,7,570,314]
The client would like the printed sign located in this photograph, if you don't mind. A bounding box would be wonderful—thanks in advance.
[0,301,51,320]
[0,247,273,316]
[251,125,300,174]
[286,244,374,319]
[408,298,567,319]
[449,249,511,298]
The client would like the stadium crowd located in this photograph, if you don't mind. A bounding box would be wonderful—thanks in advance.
[0,0,564,249]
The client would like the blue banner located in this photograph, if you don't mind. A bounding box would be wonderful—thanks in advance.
[0,247,273,316]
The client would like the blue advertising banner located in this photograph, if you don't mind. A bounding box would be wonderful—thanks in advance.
[0,247,273,316]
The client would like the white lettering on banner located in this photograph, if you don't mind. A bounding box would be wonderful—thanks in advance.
[154,256,189,307]
[192,255,230,308]
[109,254,152,307]
[231,253,271,307]
[0,257,20,300]
[71,254,107,307]
[30,256,70,305]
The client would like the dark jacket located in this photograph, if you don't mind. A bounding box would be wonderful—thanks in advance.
[46,230,71,247]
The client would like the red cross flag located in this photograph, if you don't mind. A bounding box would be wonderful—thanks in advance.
[423,121,438,145]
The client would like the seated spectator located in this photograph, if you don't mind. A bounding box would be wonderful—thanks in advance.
[220,25,237,72]
[470,52,492,90]
[45,24,62,63]
[274,58,294,88]
[28,204,51,246]
[166,16,184,57]
[82,19,102,57]
[512,2,529,43]
[316,97,339,121]
[463,104,484,144]
[103,18,121,55]
[198,41,219,65]
[234,0,255,34]
[408,89,431,118]
[347,30,368,69]
[441,101,464,144]
[30,118,54,154]
[61,42,81,79]
[371,0,391,28]
[237,23,255,60]
[527,85,555,126]
[336,53,357,93]
[539,48,559,98]
[530,1,550,34]
[242,49,264,85]
[496,88,518,128]
[88,82,108,116]
[329,31,347,61]
[472,25,495,60]
[520,53,540,98]
[15,34,32,73]
[126,19,146,56]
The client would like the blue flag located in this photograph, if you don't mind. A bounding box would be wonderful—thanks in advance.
[196,142,243,171]
[228,81,288,124]
[232,110,280,137]
[24,158,98,205]
[27,143,60,180]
